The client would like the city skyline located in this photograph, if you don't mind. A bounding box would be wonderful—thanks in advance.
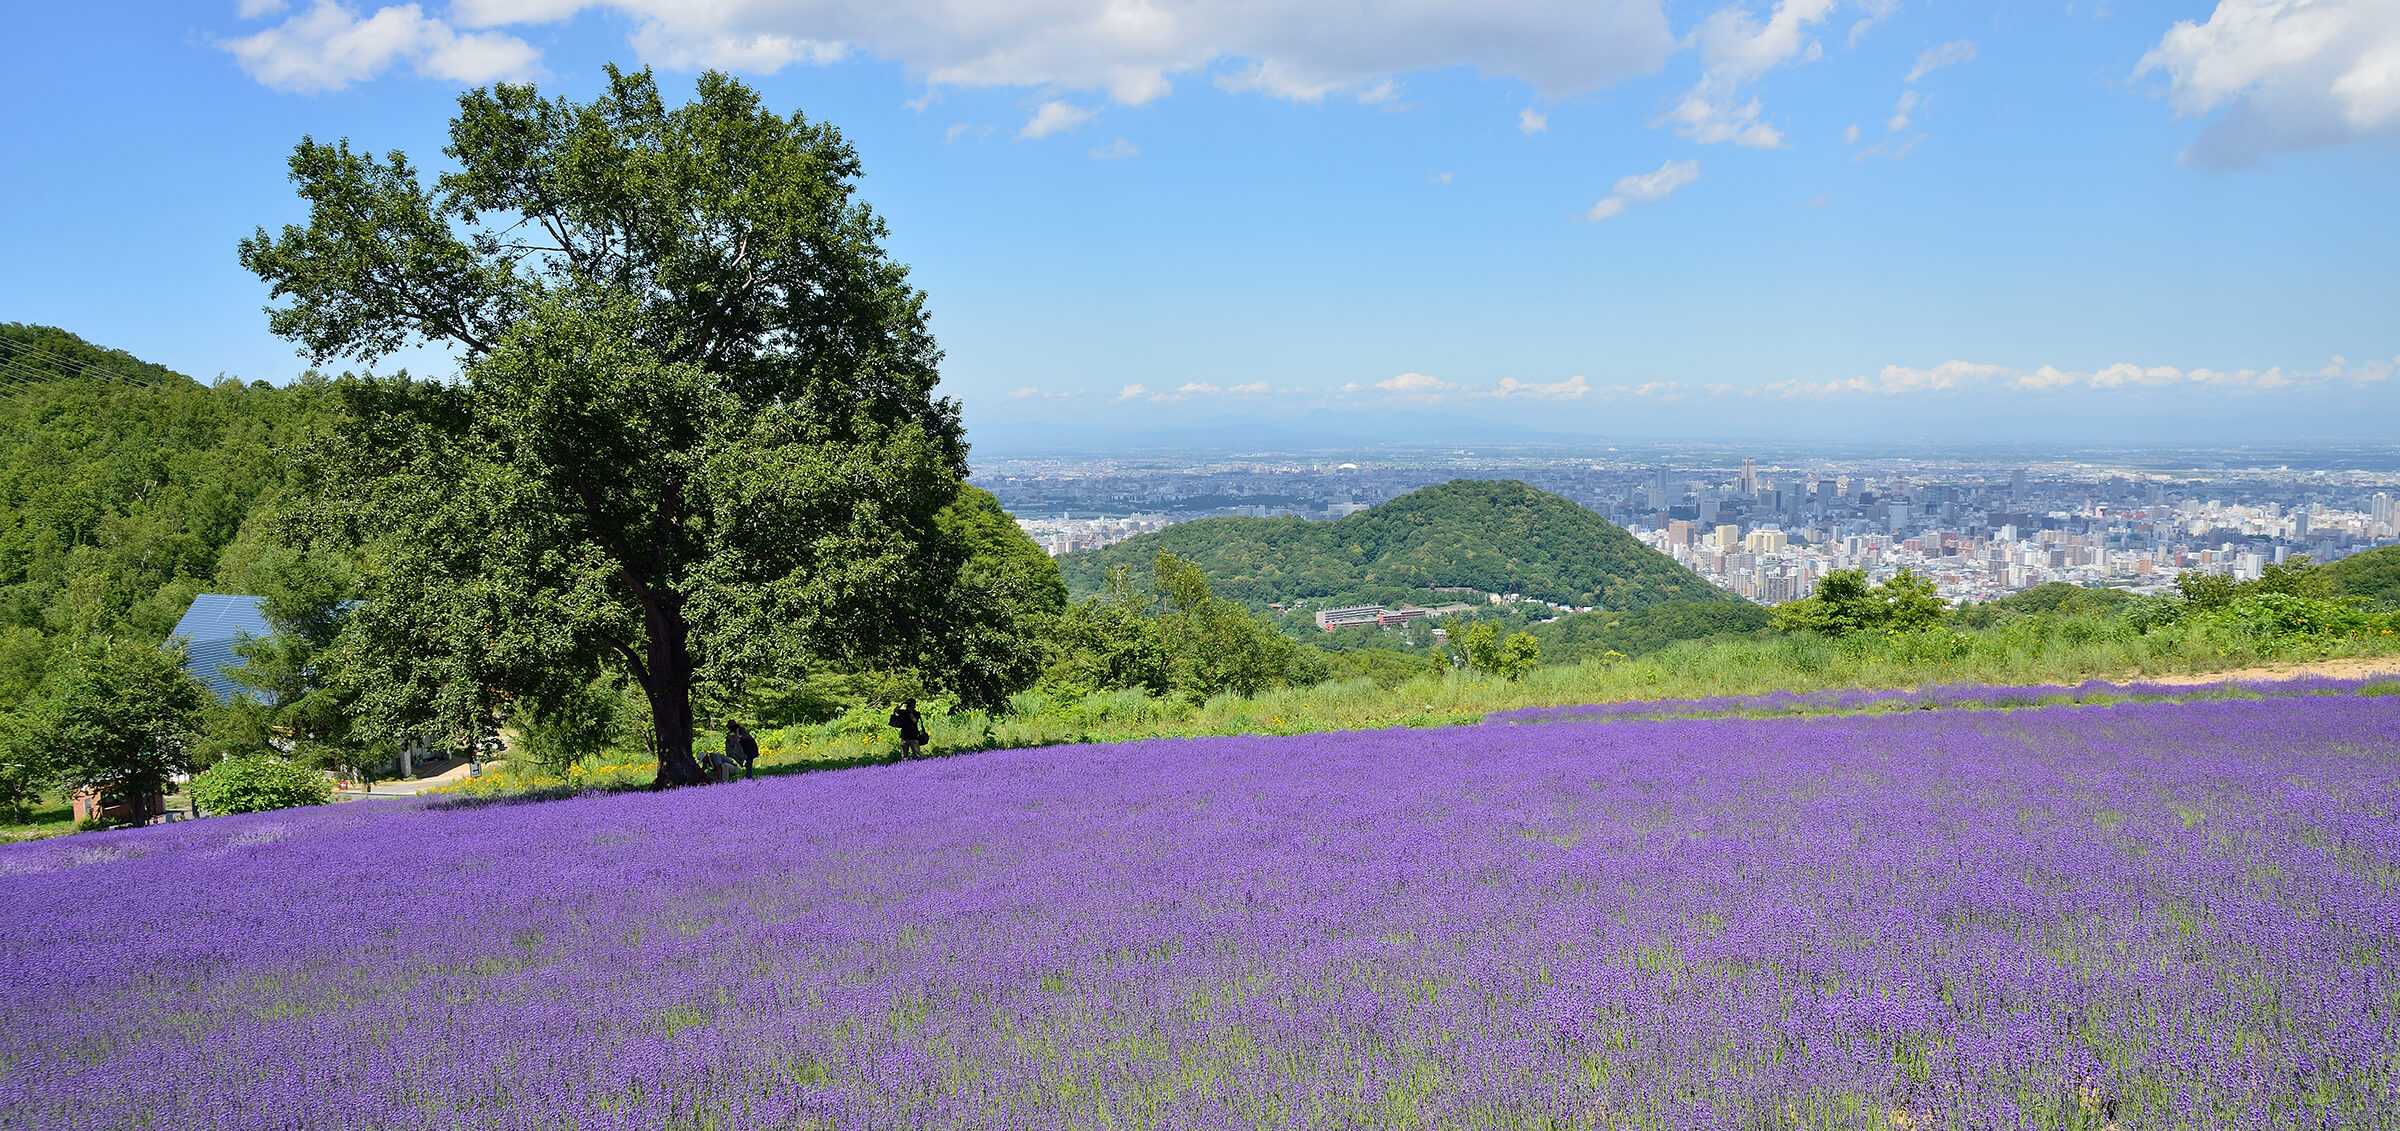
[3,1,2395,444]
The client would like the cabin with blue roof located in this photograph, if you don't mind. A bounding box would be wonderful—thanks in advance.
[169,594,274,704]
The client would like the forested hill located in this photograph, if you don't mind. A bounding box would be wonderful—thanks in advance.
[1056,479,1734,610]
[0,323,339,654]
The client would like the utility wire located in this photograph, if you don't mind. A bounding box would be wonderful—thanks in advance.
[0,336,175,393]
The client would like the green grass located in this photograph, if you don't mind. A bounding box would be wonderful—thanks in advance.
[358,615,2400,807]
[0,790,77,843]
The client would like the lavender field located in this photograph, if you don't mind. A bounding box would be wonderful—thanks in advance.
[6,695,2400,1129]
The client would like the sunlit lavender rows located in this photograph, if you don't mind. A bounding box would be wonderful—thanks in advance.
[7,694,2400,1129]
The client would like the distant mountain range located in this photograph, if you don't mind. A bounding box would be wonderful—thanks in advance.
[1057,478,1734,610]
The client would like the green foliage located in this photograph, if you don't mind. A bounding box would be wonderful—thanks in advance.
[0,325,338,648]
[1770,569,1945,636]
[510,674,638,772]
[1324,648,1441,688]
[2324,545,2400,611]
[1954,581,2135,627]
[1525,599,1772,662]
[186,754,333,814]
[1057,479,1730,611]
[1045,553,1312,703]
[218,548,389,776]
[1,637,208,825]
[1453,622,1540,681]
[241,67,1021,784]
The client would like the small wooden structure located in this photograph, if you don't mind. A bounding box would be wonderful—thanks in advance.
[70,785,165,826]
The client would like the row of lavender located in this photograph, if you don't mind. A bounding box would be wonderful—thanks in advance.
[5,694,2398,1128]
[1486,673,2400,725]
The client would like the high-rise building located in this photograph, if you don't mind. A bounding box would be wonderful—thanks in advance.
[1715,523,1740,550]
[2373,492,2394,529]
[1739,458,1757,496]
[2010,469,2029,499]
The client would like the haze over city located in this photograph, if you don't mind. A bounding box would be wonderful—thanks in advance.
[6,0,2396,444]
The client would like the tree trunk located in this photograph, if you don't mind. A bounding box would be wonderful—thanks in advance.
[645,610,706,788]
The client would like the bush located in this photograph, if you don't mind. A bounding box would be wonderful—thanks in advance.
[188,755,332,815]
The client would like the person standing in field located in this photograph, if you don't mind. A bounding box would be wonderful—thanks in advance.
[888,698,927,759]
[727,720,760,779]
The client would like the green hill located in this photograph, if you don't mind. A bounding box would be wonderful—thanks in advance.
[0,324,338,653]
[1057,479,1735,611]
[2327,545,2400,610]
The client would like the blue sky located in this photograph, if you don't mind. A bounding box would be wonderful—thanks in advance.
[2,1,2395,448]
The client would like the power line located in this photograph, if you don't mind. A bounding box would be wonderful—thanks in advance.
[0,336,167,385]
[0,336,173,393]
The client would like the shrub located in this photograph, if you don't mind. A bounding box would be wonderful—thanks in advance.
[188,755,332,815]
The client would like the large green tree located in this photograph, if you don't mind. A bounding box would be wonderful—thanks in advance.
[240,67,988,785]
[4,638,207,826]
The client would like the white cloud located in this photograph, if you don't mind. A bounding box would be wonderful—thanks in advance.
[1480,375,1591,400]
[1759,355,2399,397]
[1112,384,1148,402]
[238,0,289,16]
[1088,137,1138,159]
[1355,78,1402,105]
[1886,89,1918,132]
[1905,39,1977,82]
[1020,100,1098,139]
[1842,122,1860,143]
[1847,0,1898,46]
[438,0,1675,108]
[1428,170,1454,184]
[944,122,992,143]
[1663,0,1836,148]
[1519,107,1549,134]
[2136,0,2400,168]
[1852,132,1924,161]
[1587,158,1699,221]
[222,1,541,92]
[1374,372,1460,402]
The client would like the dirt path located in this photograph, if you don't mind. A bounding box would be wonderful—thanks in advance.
[2110,656,2400,687]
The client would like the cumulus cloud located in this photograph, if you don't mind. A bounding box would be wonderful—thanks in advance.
[1759,355,2398,397]
[1843,122,1860,143]
[1088,137,1138,159]
[1020,100,1097,139]
[944,122,992,143]
[2137,0,2400,168]
[431,0,1675,107]
[1428,171,1454,184]
[222,0,542,92]
[1662,0,1835,148]
[1905,39,1976,82]
[1112,384,1149,402]
[1587,158,1700,221]
[1519,107,1548,134]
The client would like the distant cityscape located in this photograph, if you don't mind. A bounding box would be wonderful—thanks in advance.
[980,446,2400,607]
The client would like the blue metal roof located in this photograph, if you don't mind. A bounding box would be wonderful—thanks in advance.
[169,594,274,705]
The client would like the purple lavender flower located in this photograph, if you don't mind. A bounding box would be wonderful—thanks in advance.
[5,693,2397,1127]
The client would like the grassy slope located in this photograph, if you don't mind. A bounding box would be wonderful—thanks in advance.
[430,609,2400,801]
